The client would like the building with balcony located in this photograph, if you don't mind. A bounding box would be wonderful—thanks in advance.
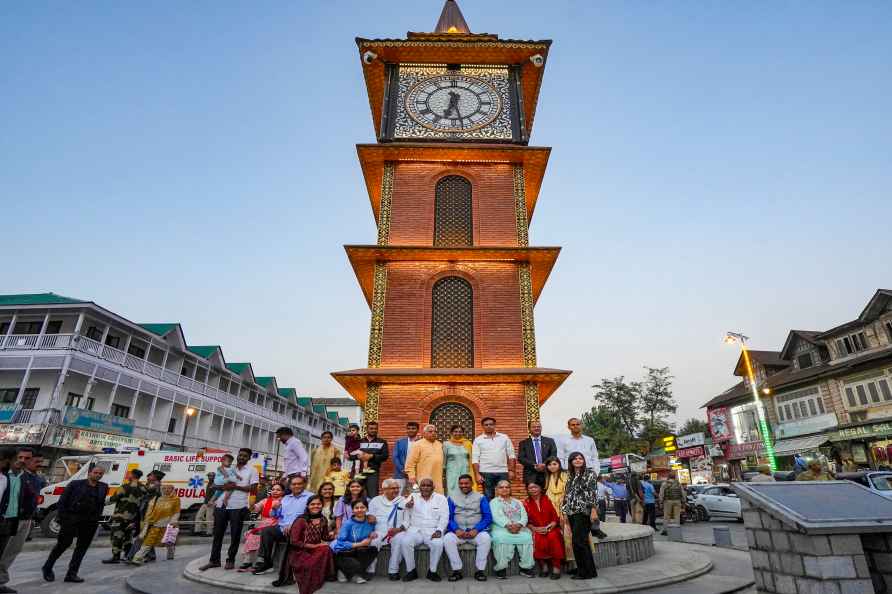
[0,293,348,470]
[702,289,892,477]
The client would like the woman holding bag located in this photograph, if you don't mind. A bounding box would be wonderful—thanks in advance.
[131,483,180,564]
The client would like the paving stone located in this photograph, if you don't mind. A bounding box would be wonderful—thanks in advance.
[743,510,763,528]
[750,550,770,570]
[859,533,889,552]
[791,534,832,556]
[839,579,874,594]
[755,530,773,550]
[803,555,856,579]
[830,535,865,556]
[852,555,870,579]
[746,529,757,549]
[772,531,791,552]
[779,552,804,576]
[761,514,783,531]
[796,577,841,594]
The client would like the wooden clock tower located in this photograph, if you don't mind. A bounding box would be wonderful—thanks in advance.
[332,0,570,483]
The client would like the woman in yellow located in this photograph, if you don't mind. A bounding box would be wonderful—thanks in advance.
[443,424,476,498]
[544,456,573,567]
[132,483,181,564]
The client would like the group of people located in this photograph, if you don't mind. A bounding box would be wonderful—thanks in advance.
[0,447,47,593]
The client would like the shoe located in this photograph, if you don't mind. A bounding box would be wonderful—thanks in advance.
[520,568,536,578]
[41,566,55,582]
[337,571,348,583]
[64,575,85,583]
[252,563,273,575]
[567,567,577,576]
[272,577,295,587]
[426,570,441,582]
[0,585,17,593]
[354,575,367,584]
[102,554,121,564]
[495,569,507,580]
[550,572,562,580]
[388,573,401,581]
[224,560,235,570]
[474,570,487,581]
[198,562,221,571]
[448,570,463,582]
[538,567,549,577]
[402,569,418,582]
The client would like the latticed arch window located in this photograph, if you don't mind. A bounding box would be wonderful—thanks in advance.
[431,276,474,368]
[434,175,472,247]
[429,402,475,443]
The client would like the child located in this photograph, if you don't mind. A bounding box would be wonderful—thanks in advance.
[212,454,238,507]
[345,424,362,478]
[323,457,351,497]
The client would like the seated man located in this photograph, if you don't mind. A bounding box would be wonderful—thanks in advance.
[368,478,408,581]
[400,478,449,582]
[443,474,491,582]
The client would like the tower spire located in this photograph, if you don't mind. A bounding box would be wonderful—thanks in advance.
[434,0,470,34]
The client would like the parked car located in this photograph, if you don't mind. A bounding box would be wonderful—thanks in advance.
[835,471,892,500]
[692,483,742,521]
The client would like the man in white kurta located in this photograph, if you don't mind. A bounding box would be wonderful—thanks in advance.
[400,478,449,581]
[554,417,600,470]
[368,479,409,578]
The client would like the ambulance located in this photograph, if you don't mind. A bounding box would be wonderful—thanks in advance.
[36,448,263,537]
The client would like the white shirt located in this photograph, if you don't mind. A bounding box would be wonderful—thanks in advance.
[283,436,309,477]
[555,434,600,471]
[596,481,612,501]
[369,494,408,537]
[406,492,449,535]
[471,432,516,473]
[218,464,259,510]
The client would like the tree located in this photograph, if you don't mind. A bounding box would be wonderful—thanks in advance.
[581,405,636,457]
[678,417,709,436]
[591,376,641,438]
[637,366,678,453]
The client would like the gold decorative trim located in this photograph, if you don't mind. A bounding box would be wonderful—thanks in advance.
[377,162,394,246]
[359,40,549,50]
[524,382,540,423]
[367,263,388,367]
[364,383,380,429]
[513,164,529,246]
[519,263,537,367]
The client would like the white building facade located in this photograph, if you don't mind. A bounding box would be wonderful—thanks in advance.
[0,293,347,469]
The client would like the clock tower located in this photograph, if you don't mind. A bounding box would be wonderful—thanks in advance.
[332,0,570,489]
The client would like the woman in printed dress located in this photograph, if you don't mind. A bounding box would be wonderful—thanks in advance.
[238,483,284,571]
[544,456,574,567]
[288,495,335,594]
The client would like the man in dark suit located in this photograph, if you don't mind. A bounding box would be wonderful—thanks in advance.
[42,464,108,583]
[517,420,557,487]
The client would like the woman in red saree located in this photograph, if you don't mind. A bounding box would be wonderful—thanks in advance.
[287,495,335,594]
[524,482,565,579]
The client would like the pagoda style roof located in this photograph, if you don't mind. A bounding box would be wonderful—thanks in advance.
[356,143,550,222]
[355,36,550,139]
[330,367,571,406]
[434,0,470,34]
[344,245,560,308]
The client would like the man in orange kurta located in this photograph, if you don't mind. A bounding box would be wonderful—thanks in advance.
[404,424,445,493]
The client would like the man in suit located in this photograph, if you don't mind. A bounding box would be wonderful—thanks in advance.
[517,420,557,487]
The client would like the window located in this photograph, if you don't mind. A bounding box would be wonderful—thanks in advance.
[775,386,825,423]
[836,331,869,357]
[85,326,102,341]
[844,375,892,410]
[0,323,7,334]
[168,418,177,433]
[19,388,38,410]
[797,353,814,369]
[110,404,130,418]
[46,320,62,334]
[13,321,42,334]
[128,343,146,358]
[886,321,892,343]
[431,276,474,368]
[105,335,121,349]
[0,389,17,404]
[434,175,472,247]
[66,392,83,407]
[86,397,95,411]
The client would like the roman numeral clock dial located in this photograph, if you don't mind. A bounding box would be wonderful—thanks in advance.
[405,74,502,133]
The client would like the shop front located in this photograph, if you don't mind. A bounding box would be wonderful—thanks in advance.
[831,420,892,470]
[723,441,767,480]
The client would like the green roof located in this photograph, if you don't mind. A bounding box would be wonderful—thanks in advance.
[139,323,180,337]
[187,345,222,359]
[297,397,312,407]
[255,376,275,388]
[278,388,297,400]
[338,417,349,426]
[327,411,338,420]
[312,404,327,414]
[0,292,86,306]
[226,362,252,375]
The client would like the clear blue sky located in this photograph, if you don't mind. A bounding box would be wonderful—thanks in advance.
[3,2,891,434]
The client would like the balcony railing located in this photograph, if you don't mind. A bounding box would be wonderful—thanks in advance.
[11,408,61,425]
[0,332,331,433]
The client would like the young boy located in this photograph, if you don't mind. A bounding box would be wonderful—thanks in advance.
[211,454,238,507]
[323,457,350,497]
[345,424,362,478]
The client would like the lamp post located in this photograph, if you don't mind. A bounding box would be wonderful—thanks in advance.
[724,331,777,471]
[180,407,196,449]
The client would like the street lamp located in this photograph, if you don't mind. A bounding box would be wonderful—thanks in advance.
[180,407,196,449]
[724,331,777,471]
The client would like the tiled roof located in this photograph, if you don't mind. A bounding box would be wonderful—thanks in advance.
[312,404,327,414]
[139,323,179,337]
[187,345,222,359]
[255,376,275,388]
[278,388,297,399]
[297,397,313,408]
[0,292,86,306]
[225,362,251,375]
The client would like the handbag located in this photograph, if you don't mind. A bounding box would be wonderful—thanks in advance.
[161,524,179,545]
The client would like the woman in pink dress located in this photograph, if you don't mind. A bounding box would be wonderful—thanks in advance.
[238,483,285,571]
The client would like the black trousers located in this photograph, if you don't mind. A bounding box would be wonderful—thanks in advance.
[210,507,247,564]
[614,499,628,523]
[258,525,286,565]
[597,499,607,522]
[44,519,98,577]
[364,473,379,498]
[643,503,657,529]
[335,548,378,580]
[567,513,597,579]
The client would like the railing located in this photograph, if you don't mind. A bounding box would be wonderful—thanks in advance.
[39,334,73,349]
[2,334,40,349]
[78,335,103,356]
[11,408,61,425]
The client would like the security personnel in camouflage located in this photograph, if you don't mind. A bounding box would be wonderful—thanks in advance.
[102,469,146,564]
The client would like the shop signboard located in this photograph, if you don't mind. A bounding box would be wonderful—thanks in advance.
[724,441,765,460]
[0,404,17,423]
[0,423,48,445]
[689,455,712,472]
[833,422,892,442]
[62,407,135,436]
[48,426,160,453]
[707,445,725,458]
[649,455,670,470]
[609,454,625,469]
[676,468,691,484]
[677,446,705,459]
[774,412,838,440]
[708,407,732,443]
[677,432,705,448]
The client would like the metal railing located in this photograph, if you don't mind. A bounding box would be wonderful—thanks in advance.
[10,408,61,425]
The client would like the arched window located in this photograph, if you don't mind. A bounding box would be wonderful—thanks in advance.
[434,175,472,247]
[429,402,474,443]
[431,276,474,368]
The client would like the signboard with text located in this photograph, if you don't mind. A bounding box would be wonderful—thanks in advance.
[724,441,765,460]
[677,446,706,459]
[0,405,17,423]
[62,407,135,436]
[677,432,705,448]
[49,426,160,453]
[833,422,892,442]
[0,423,48,445]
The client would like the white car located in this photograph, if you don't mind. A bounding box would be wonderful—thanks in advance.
[693,484,742,521]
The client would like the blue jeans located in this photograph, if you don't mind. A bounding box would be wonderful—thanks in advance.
[481,472,508,500]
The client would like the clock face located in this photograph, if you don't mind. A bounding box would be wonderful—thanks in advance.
[405,74,502,132]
